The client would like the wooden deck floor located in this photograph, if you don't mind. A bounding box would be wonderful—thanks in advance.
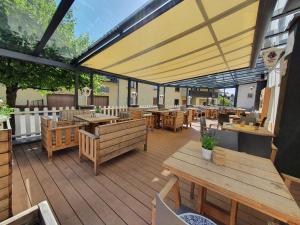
[11,121,299,225]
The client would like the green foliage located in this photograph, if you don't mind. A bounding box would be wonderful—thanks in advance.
[218,96,231,106]
[202,135,217,150]
[0,0,105,106]
[95,106,101,113]
[0,99,13,118]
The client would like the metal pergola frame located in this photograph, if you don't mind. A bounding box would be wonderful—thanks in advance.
[0,0,288,90]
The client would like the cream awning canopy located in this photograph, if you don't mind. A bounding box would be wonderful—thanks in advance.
[80,0,273,84]
[0,0,285,88]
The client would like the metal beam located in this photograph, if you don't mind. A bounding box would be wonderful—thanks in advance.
[250,0,276,68]
[74,73,79,109]
[90,73,94,105]
[272,6,300,21]
[33,0,75,55]
[156,85,160,106]
[127,79,131,107]
[0,48,160,86]
[73,0,182,65]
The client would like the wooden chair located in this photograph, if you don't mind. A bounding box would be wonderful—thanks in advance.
[162,111,184,132]
[152,176,217,225]
[143,113,155,131]
[41,117,81,160]
[79,119,148,175]
[184,109,193,128]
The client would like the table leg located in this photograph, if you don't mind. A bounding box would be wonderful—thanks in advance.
[229,200,238,225]
[198,186,207,214]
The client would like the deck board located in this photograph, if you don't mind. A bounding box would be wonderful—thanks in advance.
[11,121,300,225]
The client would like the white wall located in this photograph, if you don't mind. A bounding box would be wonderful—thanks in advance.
[236,83,257,110]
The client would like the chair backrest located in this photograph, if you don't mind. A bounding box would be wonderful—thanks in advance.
[208,128,239,151]
[200,117,207,127]
[129,110,143,119]
[218,113,229,125]
[155,194,188,225]
[175,111,184,124]
[238,133,272,158]
[60,109,91,121]
[240,115,256,125]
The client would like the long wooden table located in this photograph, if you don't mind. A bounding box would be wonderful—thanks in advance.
[74,114,119,132]
[222,122,274,137]
[163,140,300,225]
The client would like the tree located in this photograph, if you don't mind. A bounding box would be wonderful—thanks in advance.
[0,0,102,106]
[218,95,231,106]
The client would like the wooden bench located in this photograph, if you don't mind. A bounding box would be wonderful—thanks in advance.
[78,119,148,175]
[41,117,81,160]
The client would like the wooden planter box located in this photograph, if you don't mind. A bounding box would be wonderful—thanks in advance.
[0,201,58,225]
[0,120,12,222]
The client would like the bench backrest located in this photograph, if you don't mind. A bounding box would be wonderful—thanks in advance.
[60,109,91,121]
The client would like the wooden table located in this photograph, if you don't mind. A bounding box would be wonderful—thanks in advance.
[163,141,300,225]
[74,114,119,132]
[146,109,179,128]
[222,122,274,137]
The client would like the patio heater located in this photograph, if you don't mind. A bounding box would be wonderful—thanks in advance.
[131,91,138,106]
[187,95,192,106]
[159,94,164,106]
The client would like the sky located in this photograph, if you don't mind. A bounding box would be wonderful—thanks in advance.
[64,0,151,43]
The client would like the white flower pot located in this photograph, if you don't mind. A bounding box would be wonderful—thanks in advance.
[95,113,101,118]
[202,148,212,160]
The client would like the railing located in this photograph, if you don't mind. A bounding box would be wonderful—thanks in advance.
[12,105,161,140]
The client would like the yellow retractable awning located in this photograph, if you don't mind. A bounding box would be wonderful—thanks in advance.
[81,0,260,84]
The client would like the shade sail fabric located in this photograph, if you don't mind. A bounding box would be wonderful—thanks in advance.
[81,0,260,84]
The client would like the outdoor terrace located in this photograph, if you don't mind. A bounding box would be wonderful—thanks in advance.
[11,120,300,225]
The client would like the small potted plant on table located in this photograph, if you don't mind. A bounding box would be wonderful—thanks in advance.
[201,135,217,160]
[95,106,101,117]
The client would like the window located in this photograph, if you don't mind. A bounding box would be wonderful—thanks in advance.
[130,81,136,89]
[174,99,179,105]
[175,87,180,92]
[98,86,109,93]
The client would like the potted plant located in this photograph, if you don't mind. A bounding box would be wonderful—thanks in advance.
[95,106,101,117]
[201,135,217,160]
[0,99,13,129]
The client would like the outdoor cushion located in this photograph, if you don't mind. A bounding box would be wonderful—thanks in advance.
[179,213,217,225]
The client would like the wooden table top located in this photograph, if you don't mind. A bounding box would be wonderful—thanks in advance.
[74,114,119,123]
[222,123,274,137]
[163,141,300,224]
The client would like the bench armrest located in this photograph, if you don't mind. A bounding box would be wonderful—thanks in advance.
[282,173,300,188]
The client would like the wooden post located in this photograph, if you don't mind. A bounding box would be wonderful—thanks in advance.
[127,79,131,107]
[74,73,79,109]
[229,200,238,225]
[90,73,94,105]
